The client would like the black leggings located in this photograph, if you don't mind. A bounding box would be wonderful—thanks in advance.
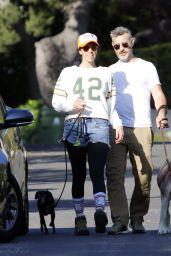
[66,141,108,198]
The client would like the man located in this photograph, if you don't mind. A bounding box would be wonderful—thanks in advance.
[106,26,169,234]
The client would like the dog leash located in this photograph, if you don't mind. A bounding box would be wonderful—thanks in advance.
[54,108,84,208]
[157,105,169,164]
[161,128,170,164]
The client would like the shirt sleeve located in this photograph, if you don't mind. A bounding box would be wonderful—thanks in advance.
[110,110,122,128]
[52,68,75,113]
[107,71,122,128]
[148,62,161,90]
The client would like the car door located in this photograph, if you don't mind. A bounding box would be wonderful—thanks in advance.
[0,95,25,190]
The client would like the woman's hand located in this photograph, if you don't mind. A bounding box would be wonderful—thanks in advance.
[73,99,86,112]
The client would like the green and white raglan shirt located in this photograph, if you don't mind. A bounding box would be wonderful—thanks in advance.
[52,65,122,128]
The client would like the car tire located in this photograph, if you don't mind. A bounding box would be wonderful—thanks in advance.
[0,175,23,242]
[18,184,29,235]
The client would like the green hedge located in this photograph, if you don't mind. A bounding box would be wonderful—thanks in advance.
[19,99,64,144]
[19,99,44,144]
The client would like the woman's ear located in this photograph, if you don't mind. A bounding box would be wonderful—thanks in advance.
[79,48,82,55]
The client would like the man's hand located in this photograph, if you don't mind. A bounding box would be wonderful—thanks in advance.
[115,126,124,144]
[156,115,169,129]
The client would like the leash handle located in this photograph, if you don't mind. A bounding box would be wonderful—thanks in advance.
[58,108,84,143]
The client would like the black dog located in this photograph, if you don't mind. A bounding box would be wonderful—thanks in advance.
[35,190,56,234]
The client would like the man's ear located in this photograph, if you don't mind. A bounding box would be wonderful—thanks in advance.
[131,37,135,47]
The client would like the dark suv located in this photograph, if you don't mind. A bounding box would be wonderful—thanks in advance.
[0,95,33,242]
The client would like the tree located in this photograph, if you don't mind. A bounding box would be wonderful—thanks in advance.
[35,0,95,105]
[0,0,76,105]
[89,0,171,49]
[1,0,171,106]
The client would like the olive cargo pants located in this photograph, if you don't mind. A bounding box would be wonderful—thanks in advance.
[106,126,153,226]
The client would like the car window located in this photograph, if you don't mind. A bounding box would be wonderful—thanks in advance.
[0,95,6,124]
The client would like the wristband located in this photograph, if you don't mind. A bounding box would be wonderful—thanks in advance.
[157,105,168,116]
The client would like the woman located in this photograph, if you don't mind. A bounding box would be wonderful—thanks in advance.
[52,32,123,235]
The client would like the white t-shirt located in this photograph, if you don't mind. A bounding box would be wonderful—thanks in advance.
[109,58,161,127]
[52,65,121,127]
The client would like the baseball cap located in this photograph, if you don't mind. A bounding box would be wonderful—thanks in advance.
[77,33,99,49]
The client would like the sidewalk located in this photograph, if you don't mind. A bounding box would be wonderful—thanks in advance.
[25,142,171,256]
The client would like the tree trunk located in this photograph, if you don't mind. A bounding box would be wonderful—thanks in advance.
[16,20,40,99]
[35,0,95,106]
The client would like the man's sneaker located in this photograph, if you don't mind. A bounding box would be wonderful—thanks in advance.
[75,216,90,235]
[129,221,145,233]
[108,221,128,235]
[94,209,108,233]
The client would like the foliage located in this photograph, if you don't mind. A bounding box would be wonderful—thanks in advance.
[0,0,75,53]
[19,99,44,143]
[19,99,64,144]
[24,0,75,38]
[0,3,21,53]
[0,0,76,106]
[89,0,171,49]
[25,6,55,37]
[154,132,170,142]
[1,0,171,107]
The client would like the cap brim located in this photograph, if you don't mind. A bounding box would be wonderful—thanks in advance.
[78,40,99,49]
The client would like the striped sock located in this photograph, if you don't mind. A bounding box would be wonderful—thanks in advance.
[73,197,84,217]
[94,192,106,210]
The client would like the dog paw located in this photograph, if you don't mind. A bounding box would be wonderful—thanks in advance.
[158,225,171,235]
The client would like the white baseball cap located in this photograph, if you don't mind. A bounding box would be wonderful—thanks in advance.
[77,33,99,49]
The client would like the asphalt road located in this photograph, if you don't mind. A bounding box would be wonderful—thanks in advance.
[1,142,171,256]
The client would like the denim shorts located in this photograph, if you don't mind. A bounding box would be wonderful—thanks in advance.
[63,118,109,146]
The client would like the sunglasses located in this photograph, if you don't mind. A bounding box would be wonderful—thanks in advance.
[82,45,98,52]
[113,42,129,50]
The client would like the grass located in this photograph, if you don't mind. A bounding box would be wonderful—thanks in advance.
[154,132,171,142]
